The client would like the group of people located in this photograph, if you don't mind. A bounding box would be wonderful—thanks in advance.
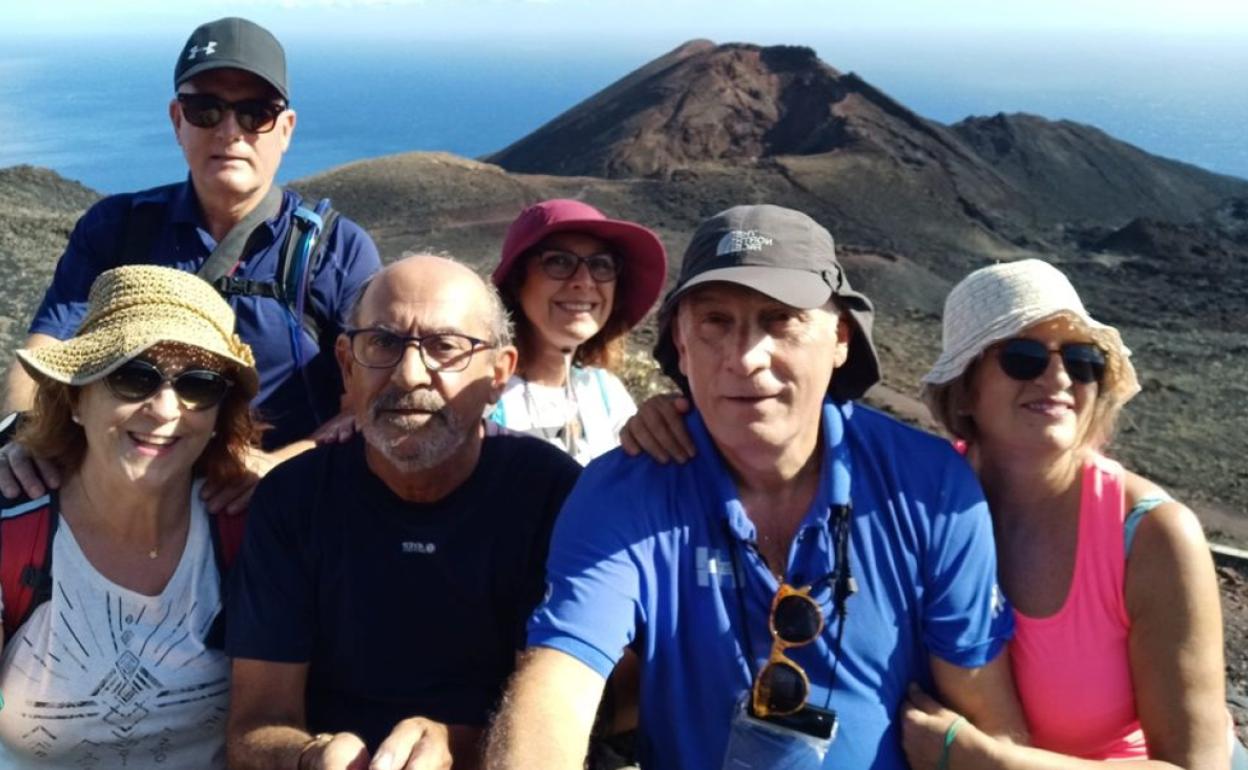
[0,14,1241,770]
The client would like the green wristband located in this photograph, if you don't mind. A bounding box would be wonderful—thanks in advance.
[936,715,966,770]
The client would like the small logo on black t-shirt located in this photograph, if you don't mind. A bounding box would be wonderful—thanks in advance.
[401,541,437,555]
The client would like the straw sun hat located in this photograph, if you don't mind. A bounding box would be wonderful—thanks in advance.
[17,265,257,392]
[921,259,1139,405]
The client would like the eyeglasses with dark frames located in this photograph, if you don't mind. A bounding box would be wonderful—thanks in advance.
[535,250,619,283]
[345,328,495,372]
[176,93,288,134]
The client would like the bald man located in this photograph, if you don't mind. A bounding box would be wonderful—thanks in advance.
[225,255,581,770]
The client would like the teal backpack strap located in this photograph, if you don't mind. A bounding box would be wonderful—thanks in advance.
[1124,495,1172,556]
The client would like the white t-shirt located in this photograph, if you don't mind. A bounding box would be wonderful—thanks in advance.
[490,366,637,465]
[0,481,229,769]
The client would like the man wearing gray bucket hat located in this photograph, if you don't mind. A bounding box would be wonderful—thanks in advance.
[488,205,1027,769]
[1,16,381,515]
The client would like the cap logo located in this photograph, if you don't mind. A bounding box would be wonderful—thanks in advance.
[716,230,773,257]
[186,41,218,60]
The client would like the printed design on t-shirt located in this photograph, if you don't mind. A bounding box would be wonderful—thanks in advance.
[1,587,228,766]
[695,547,737,588]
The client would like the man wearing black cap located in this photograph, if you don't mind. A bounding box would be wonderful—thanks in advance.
[487,205,1027,769]
[1,17,381,513]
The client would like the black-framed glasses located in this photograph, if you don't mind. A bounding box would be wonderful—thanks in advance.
[176,93,288,134]
[996,338,1106,385]
[346,328,494,372]
[536,250,619,283]
[752,583,824,717]
[104,359,233,411]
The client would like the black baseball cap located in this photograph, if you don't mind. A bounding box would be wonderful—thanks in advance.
[174,17,288,100]
[654,204,881,401]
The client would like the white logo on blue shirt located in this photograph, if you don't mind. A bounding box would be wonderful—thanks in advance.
[695,547,736,588]
[401,541,437,555]
[990,583,1006,618]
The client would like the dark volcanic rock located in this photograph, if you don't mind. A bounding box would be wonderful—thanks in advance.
[0,165,100,214]
[951,113,1248,225]
[486,40,1001,188]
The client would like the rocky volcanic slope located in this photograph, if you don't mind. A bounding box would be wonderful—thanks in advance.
[0,166,100,350]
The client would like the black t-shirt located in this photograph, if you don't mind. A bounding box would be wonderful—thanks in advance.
[226,432,581,748]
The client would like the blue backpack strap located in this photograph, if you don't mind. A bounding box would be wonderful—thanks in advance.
[1124,495,1172,556]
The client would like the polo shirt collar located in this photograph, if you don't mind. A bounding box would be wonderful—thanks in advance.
[689,396,853,543]
[168,176,288,240]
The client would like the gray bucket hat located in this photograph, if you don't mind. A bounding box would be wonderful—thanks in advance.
[654,204,881,401]
[174,17,288,100]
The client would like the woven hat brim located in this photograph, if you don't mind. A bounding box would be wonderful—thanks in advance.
[18,316,258,395]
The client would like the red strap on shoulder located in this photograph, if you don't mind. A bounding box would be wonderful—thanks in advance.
[1,500,55,638]
[209,510,248,571]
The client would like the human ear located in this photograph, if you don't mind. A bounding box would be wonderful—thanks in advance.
[831,317,851,368]
[487,346,518,404]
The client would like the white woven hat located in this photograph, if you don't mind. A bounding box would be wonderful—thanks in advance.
[921,259,1139,404]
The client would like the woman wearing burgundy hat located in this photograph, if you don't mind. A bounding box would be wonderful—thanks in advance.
[490,199,667,465]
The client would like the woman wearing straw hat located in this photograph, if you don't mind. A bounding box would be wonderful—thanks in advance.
[903,259,1244,769]
[0,265,259,769]
[489,199,667,466]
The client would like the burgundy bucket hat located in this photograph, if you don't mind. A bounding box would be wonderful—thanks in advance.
[492,199,668,329]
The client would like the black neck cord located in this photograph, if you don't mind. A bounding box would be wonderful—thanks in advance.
[727,502,856,712]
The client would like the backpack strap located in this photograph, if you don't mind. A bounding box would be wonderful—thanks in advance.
[1,494,58,640]
[203,509,248,651]
[277,199,339,345]
[198,185,284,286]
[208,509,247,574]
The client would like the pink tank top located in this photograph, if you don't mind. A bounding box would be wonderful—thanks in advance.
[1009,454,1148,758]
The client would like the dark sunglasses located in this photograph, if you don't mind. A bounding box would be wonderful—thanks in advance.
[752,583,824,717]
[176,93,287,134]
[536,251,619,283]
[104,359,233,411]
[996,338,1106,385]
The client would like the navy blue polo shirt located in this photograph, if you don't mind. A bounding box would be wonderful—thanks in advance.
[226,432,581,749]
[530,399,1012,769]
[29,180,381,448]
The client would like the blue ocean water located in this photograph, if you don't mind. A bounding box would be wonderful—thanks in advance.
[1,35,1245,194]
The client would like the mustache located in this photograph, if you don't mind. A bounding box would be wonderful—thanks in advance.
[370,389,447,416]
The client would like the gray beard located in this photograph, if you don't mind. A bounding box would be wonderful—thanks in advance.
[360,389,468,472]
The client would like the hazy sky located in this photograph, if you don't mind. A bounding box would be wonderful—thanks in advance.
[8,0,1248,41]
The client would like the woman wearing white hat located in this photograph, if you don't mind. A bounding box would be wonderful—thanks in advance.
[0,265,259,769]
[904,259,1243,769]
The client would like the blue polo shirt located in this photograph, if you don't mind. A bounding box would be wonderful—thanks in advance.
[29,180,381,448]
[529,399,1011,770]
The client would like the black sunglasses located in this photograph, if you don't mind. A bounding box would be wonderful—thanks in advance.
[104,359,233,411]
[536,251,619,283]
[996,338,1106,385]
[176,93,287,134]
[752,583,823,717]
